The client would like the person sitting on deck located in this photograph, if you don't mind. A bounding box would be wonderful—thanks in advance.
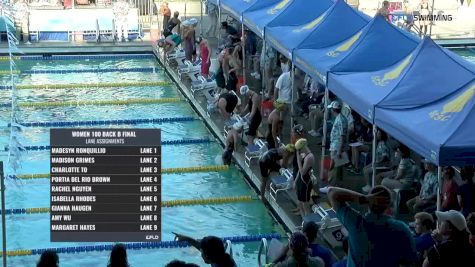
[173,234,237,267]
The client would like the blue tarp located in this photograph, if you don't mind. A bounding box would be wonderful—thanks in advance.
[295,0,370,50]
[242,0,295,38]
[294,15,418,84]
[375,79,475,165]
[328,37,475,164]
[328,38,473,121]
[264,0,333,58]
[220,0,258,21]
[207,0,219,5]
[290,0,369,73]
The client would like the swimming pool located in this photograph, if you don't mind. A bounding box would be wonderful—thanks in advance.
[0,55,285,266]
[453,48,475,63]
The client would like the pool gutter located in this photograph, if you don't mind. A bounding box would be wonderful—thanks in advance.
[152,49,296,234]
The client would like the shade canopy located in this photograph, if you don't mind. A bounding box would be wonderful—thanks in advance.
[242,0,295,38]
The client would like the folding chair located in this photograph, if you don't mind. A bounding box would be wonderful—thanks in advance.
[269,168,293,202]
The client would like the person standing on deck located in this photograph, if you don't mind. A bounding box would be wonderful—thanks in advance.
[159,2,171,32]
[113,0,130,42]
[13,0,30,44]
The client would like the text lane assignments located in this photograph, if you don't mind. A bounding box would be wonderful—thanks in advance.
[50,129,161,242]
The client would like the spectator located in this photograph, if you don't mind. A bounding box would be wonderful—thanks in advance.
[301,75,324,120]
[273,68,292,122]
[164,11,181,37]
[173,234,236,267]
[294,138,315,217]
[13,0,30,44]
[279,55,290,73]
[304,221,336,267]
[222,121,244,165]
[362,129,391,193]
[406,160,438,214]
[37,250,59,267]
[166,260,199,267]
[107,243,129,267]
[441,167,460,211]
[418,0,429,36]
[467,212,475,248]
[240,85,262,146]
[376,0,390,21]
[273,232,324,267]
[199,36,212,79]
[271,222,334,266]
[381,144,414,191]
[458,166,475,217]
[159,2,171,32]
[412,212,435,263]
[308,92,337,138]
[220,21,240,46]
[112,0,130,42]
[348,115,372,175]
[332,237,348,267]
[423,210,475,266]
[258,144,295,201]
[322,101,348,191]
[328,185,417,267]
[205,1,218,37]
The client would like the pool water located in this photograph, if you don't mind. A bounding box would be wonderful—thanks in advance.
[453,48,475,63]
[0,56,285,266]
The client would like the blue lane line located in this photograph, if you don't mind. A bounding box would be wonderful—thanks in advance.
[3,138,213,152]
[20,67,157,74]
[19,54,154,60]
[10,117,197,127]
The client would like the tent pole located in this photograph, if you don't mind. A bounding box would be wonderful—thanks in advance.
[218,0,221,48]
[200,0,203,36]
[429,0,436,36]
[320,87,329,181]
[371,125,377,188]
[262,40,266,98]
[1,163,6,267]
[290,64,295,128]
[436,166,442,211]
[242,21,246,86]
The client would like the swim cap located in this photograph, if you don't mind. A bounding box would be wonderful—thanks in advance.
[284,144,295,153]
[239,85,250,95]
[295,138,308,150]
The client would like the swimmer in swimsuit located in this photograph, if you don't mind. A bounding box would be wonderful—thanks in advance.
[258,144,295,202]
[217,92,238,120]
[157,33,182,53]
[222,122,244,165]
[294,138,315,218]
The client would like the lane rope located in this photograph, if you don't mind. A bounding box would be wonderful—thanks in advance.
[0,54,154,61]
[1,233,281,257]
[3,138,212,152]
[0,195,251,215]
[10,116,196,128]
[12,165,229,180]
[0,67,157,75]
[0,98,183,108]
[0,81,171,90]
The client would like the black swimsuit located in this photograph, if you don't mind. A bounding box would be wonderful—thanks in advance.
[296,153,313,202]
[246,94,262,137]
[219,92,238,114]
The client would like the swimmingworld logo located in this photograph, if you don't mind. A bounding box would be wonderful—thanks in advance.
[414,14,453,21]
